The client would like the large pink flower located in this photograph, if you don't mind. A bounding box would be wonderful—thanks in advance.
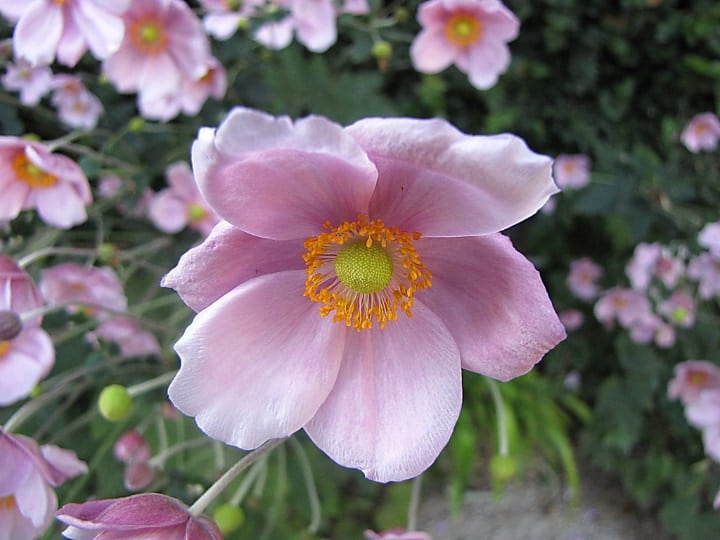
[103,0,212,104]
[0,429,87,539]
[56,493,221,539]
[410,0,519,90]
[1,0,131,67]
[0,137,92,229]
[163,108,565,482]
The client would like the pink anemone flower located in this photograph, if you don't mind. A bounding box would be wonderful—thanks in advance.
[56,493,222,539]
[102,0,212,105]
[0,429,87,540]
[553,154,591,190]
[163,108,565,482]
[410,0,519,90]
[566,256,602,301]
[1,59,53,106]
[2,0,131,67]
[0,137,92,229]
[668,360,720,405]
[681,112,720,153]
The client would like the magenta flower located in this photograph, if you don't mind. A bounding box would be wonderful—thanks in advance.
[149,161,220,236]
[0,137,92,229]
[566,257,602,300]
[56,493,222,539]
[1,0,131,67]
[0,429,87,540]
[0,255,54,406]
[103,0,211,106]
[553,154,591,190]
[668,360,720,405]
[163,108,564,482]
[410,0,519,90]
[39,262,127,317]
[1,58,53,106]
[681,112,720,153]
[365,529,433,540]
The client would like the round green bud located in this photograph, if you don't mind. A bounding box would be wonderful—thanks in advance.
[98,243,118,265]
[213,504,245,535]
[128,117,145,132]
[490,454,519,482]
[98,384,132,421]
[371,41,393,61]
[395,7,409,23]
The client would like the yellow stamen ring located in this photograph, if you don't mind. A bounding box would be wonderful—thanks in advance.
[0,340,10,357]
[129,17,168,55]
[303,216,432,331]
[445,13,483,47]
[12,152,57,189]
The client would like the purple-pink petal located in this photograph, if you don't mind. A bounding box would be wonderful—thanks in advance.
[169,271,346,449]
[305,302,462,482]
[416,234,566,381]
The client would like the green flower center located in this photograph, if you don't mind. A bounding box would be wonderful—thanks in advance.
[187,203,206,222]
[334,241,393,294]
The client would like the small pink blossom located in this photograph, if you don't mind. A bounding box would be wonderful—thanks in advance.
[593,287,651,329]
[657,289,696,328]
[56,493,222,539]
[39,262,127,317]
[149,161,220,236]
[699,221,720,255]
[163,108,565,482]
[88,316,160,358]
[0,137,92,229]
[558,308,584,332]
[0,429,87,539]
[554,154,591,190]
[97,175,124,198]
[625,242,684,292]
[566,257,602,300]
[199,0,251,40]
[113,430,152,464]
[668,360,720,405]
[410,0,519,90]
[254,0,370,53]
[681,112,720,153]
[1,58,52,105]
[0,255,54,405]
[50,74,103,130]
[1,0,131,67]
[103,0,212,110]
[628,311,675,349]
[365,529,433,540]
[687,252,720,299]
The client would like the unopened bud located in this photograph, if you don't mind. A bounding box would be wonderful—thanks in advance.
[98,384,133,421]
[0,311,22,341]
[490,454,519,483]
[128,117,145,132]
[213,504,245,535]
[371,41,393,61]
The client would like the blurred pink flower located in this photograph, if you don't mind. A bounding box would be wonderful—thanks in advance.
[657,289,696,328]
[698,220,720,255]
[365,529,433,540]
[0,137,92,228]
[625,242,684,292]
[687,252,720,299]
[628,311,675,349]
[50,74,103,130]
[40,262,127,317]
[558,308,584,332]
[703,425,720,463]
[163,108,564,482]
[0,429,87,539]
[681,112,720,153]
[113,430,152,464]
[1,0,131,67]
[554,154,591,189]
[88,316,160,358]
[149,161,220,236]
[1,58,52,105]
[97,175,124,198]
[566,257,602,300]
[200,0,253,40]
[410,0,519,90]
[103,0,211,108]
[684,389,720,430]
[593,287,651,329]
[254,0,370,53]
[56,493,222,539]
[0,254,54,405]
[668,360,720,405]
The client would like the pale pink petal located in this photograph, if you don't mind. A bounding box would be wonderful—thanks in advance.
[34,182,88,229]
[203,13,243,40]
[148,191,188,233]
[0,328,54,406]
[416,234,566,381]
[161,221,305,312]
[168,271,346,449]
[55,11,87,67]
[293,0,337,52]
[254,18,294,50]
[13,1,63,65]
[347,117,556,236]
[0,0,30,20]
[39,445,88,484]
[462,38,510,90]
[102,45,147,93]
[305,301,462,482]
[0,177,27,221]
[410,28,456,73]
[71,0,125,60]
[193,108,377,239]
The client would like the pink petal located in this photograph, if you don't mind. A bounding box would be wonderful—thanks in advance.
[35,182,88,229]
[416,234,566,381]
[71,0,125,60]
[0,176,27,221]
[0,328,54,406]
[254,18,294,50]
[168,271,346,449]
[293,0,337,53]
[461,39,511,90]
[13,1,63,65]
[347,117,557,237]
[148,190,188,233]
[39,445,88,485]
[161,221,305,312]
[305,302,462,482]
[410,28,456,73]
[57,494,189,530]
[192,108,377,240]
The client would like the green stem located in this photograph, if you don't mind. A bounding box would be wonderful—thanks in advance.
[485,378,509,456]
[407,474,422,531]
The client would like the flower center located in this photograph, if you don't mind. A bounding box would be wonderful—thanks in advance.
[303,216,431,331]
[12,152,57,189]
[445,13,483,47]
[129,17,168,55]
[0,340,9,357]
[689,371,708,386]
[0,495,16,509]
[187,203,207,223]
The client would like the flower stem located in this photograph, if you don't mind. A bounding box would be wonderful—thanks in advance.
[188,438,286,517]
[407,474,422,531]
[126,371,176,397]
[485,378,509,456]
